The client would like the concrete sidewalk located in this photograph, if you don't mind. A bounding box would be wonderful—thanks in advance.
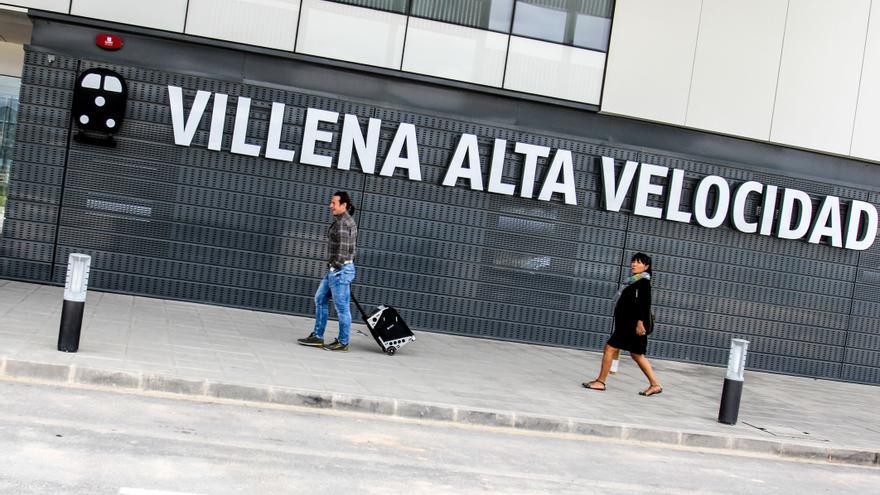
[0,279,877,467]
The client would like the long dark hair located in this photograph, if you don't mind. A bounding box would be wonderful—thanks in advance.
[632,252,652,276]
[333,190,356,215]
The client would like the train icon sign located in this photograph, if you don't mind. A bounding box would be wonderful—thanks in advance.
[72,68,128,146]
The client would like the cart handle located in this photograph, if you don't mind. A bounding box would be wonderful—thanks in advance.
[350,292,369,321]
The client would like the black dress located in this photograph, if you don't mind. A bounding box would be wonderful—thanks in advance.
[607,278,652,355]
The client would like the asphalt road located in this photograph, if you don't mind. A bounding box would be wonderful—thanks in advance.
[0,379,877,494]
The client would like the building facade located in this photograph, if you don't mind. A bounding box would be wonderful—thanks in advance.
[0,1,878,384]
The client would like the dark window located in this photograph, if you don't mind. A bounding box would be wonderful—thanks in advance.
[330,0,409,14]
[0,75,19,236]
[325,0,615,51]
[512,0,614,51]
[410,0,514,32]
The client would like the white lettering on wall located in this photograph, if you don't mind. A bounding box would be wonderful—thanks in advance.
[301,108,339,168]
[844,200,878,250]
[338,114,381,173]
[759,185,778,236]
[231,97,261,157]
[633,163,668,219]
[596,158,876,250]
[730,181,763,234]
[168,86,210,146]
[599,157,638,212]
[266,102,295,162]
[487,139,515,196]
[664,168,691,223]
[808,196,843,247]
[164,86,877,251]
[777,188,812,240]
[208,92,228,151]
[514,143,550,199]
[693,176,730,228]
[538,150,577,205]
[380,123,421,181]
[443,133,484,190]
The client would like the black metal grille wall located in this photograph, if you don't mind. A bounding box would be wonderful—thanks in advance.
[2,43,879,384]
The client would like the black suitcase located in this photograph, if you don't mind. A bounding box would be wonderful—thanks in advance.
[351,294,415,355]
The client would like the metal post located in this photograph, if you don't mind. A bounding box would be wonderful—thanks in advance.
[57,253,91,353]
[718,339,750,425]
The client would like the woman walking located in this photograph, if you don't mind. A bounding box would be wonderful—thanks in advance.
[583,252,662,396]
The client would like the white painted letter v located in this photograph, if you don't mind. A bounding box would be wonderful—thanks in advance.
[600,157,638,212]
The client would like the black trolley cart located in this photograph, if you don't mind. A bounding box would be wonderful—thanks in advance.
[351,294,415,355]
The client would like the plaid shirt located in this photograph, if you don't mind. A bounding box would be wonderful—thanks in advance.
[327,211,357,269]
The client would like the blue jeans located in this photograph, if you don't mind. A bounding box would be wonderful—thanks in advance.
[313,263,356,344]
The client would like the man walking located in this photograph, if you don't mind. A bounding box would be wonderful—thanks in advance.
[297,191,358,352]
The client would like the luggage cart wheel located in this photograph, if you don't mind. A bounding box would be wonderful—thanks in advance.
[386,346,396,356]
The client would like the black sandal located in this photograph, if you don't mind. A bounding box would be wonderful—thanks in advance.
[639,386,662,397]
[582,380,606,391]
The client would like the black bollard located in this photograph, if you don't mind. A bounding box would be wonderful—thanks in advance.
[718,378,744,425]
[718,339,749,425]
[58,300,85,352]
[57,253,91,353]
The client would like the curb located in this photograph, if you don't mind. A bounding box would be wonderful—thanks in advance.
[3,357,878,467]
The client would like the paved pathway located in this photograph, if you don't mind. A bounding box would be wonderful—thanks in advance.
[0,280,877,466]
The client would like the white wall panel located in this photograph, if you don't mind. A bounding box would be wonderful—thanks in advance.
[686,0,787,140]
[851,4,880,161]
[601,0,701,123]
[296,0,405,70]
[0,41,23,77]
[402,18,506,87]
[3,1,68,12]
[185,0,300,51]
[504,37,605,104]
[770,0,870,155]
[71,0,186,32]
